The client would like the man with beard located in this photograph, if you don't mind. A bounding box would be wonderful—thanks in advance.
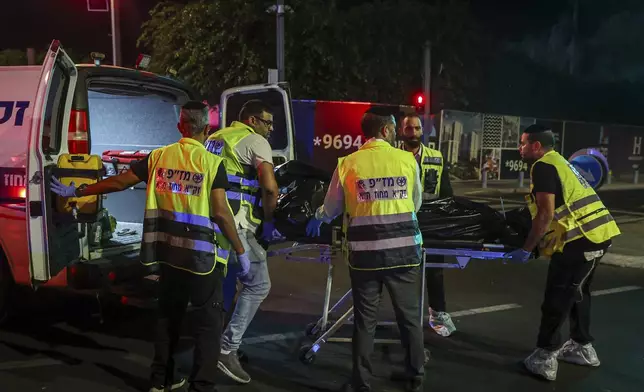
[399,114,456,337]
[306,108,426,392]
[504,124,620,381]
[205,99,283,384]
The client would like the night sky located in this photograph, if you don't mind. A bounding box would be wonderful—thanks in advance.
[1,0,640,67]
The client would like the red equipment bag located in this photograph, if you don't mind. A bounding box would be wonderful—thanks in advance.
[101,149,151,176]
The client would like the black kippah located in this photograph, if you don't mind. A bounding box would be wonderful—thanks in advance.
[524,123,551,134]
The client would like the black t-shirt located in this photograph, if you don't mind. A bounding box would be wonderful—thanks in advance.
[130,155,230,191]
[531,162,610,253]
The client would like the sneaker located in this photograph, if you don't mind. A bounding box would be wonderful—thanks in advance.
[523,348,559,381]
[428,308,456,337]
[218,351,251,384]
[558,339,601,367]
[149,378,186,392]
[405,377,423,392]
[341,383,371,392]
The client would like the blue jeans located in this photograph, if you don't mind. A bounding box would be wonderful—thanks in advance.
[221,230,271,352]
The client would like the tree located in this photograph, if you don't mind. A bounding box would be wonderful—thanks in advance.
[138,0,486,109]
[138,0,273,102]
[0,47,92,66]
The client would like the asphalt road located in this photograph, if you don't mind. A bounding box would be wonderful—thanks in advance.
[0,250,643,392]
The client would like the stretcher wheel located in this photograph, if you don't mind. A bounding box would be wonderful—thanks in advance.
[298,345,316,365]
[237,350,248,363]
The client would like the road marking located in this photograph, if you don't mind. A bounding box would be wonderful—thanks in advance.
[592,286,642,296]
[450,303,522,317]
[245,332,302,345]
[0,358,63,370]
[121,353,151,366]
[609,209,644,217]
[243,303,523,345]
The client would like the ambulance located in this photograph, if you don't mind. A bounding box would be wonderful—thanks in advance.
[0,40,295,322]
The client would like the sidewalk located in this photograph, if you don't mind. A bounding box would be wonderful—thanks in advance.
[454,179,644,197]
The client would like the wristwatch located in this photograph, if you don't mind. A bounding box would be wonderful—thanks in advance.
[74,184,88,197]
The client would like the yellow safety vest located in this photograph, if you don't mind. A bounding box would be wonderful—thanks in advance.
[141,138,229,274]
[338,139,423,271]
[406,144,444,198]
[526,150,620,256]
[206,122,263,228]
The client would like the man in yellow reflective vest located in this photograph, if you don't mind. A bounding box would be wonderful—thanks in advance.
[306,108,426,392]
[399,113,456,337]
[504,124,620,381]
[51,101,247,392]
[205,99,282,384]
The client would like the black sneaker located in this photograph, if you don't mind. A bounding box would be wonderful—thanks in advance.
[405,377,423,392]
[218,351,251,384]
[149,377,186,392]
[341,382,371,392]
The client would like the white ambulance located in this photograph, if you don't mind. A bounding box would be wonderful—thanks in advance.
[0,40,295,322]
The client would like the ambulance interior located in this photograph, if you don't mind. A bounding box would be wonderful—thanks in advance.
[86,85,186,254]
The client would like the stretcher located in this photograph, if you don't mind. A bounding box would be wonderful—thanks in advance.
[266,232,514,365]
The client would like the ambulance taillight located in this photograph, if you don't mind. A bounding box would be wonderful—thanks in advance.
[68,109,89,154]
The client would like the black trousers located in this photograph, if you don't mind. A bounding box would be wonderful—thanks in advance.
[150,263,224,392]
[350,266,425,388]
[425,256,447,312]
[537,250,602,351]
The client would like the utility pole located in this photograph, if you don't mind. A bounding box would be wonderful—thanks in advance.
[110,0,121,66]
[423,41,432,143]
[276,0,285,81]
[569,0,578,76]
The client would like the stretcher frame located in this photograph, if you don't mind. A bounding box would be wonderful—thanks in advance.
[266,231,512,364]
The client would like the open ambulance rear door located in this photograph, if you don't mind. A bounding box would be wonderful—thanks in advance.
[26,40,79,284]
[220,83,296,165]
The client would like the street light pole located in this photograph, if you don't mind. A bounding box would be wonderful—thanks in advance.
[276,0,285,81]
[110,0,121,66]
[423,41,432,143]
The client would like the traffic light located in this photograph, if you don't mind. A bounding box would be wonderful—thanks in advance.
[412,92,426,113]
[414,93,425,107]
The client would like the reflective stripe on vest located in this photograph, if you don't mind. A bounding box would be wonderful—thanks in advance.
[140,138,224,275]
[553,194,601,220]
[339,140,423,271]
[206,122,263,226]
[420,145,443,197]
[402,145,443,198]
[528,151,620,254]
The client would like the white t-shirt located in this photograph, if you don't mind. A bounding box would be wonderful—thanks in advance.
[233,132,273,230]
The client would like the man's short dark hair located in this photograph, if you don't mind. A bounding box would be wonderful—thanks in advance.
[238,100,273,121]
[401,113,422,127]
[361,107,395,138]
[181,101,209,136]
[524,123,555,148]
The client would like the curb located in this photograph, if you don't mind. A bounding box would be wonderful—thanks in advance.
[464,185,644,198]
[537,253,643,269]
[464,188,529,197]
[601,253,644,269]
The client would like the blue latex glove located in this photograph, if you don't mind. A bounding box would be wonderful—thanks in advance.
[503,248,531,263]
[50,177,77,197]
[237,252,251,280]
[260,221,285,243]
[306,217,324,237]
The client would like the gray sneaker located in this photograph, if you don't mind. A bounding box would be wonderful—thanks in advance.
[524,348,559,381]
[218,351,251,384]
[558,339,601,367]
[428,309,456,337]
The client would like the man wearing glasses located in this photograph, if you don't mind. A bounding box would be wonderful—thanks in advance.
[205,100,283,384]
